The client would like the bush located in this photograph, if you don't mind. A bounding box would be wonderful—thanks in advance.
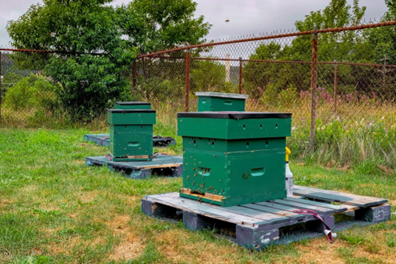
[3,74,59,111]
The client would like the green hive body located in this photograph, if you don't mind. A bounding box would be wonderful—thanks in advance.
[114,101,151,110]
[178,112,292,207]
[107,109,156,162]
[196,92,248,112]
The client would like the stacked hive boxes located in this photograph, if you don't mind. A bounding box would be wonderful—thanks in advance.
[178,93,292,207]
[107,102,156,162]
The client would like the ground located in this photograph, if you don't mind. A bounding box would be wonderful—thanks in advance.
[0,128,395,264]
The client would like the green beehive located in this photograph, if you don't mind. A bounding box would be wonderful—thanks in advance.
[114,101,151,110]
[178,112,292,207]
[196,92,248,112]
[107,109,156,162]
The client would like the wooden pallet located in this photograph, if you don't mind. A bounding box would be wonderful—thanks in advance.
[84,134,176,147]
[142,186,391,249]
[86,155,182,179]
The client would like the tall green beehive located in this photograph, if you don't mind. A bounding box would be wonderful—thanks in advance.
[114,101,151,110]
[107,109,156,161]
[178,112,292,207]
[196,92,248,112]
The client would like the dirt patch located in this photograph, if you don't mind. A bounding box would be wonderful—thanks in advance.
[107,215,145,261]
[74,160,85,164]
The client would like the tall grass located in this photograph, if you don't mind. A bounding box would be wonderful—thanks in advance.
[2,93,395,171]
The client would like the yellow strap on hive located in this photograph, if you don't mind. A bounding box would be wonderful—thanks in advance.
[285,147,291,162]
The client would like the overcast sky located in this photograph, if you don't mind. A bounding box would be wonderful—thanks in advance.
[0,0,388,47]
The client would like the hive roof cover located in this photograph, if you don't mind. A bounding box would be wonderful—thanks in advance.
[177,112,291,119]
[107,109,155,113]
[195,92,249,99]
[115,101,150,105]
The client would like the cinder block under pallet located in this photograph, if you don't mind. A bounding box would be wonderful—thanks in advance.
[141,186,391,250]
[84,134,176,147]
[86,155,182,179]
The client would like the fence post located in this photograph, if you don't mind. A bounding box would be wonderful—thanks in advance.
[334,59,338,114]
[185,49,191,112]
[239,57,243,94]
[310,30,318,151]
[132,59,137,88]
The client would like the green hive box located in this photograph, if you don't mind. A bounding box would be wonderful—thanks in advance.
[114,101,151,110]
[196,92,248,112]
[107,109,156,162]
[177,112,292,207]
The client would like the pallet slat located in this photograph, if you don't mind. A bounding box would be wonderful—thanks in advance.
[294,185,387,207]
[270,199,346,214]
[84,134,176,147]
[285,197,354,211]
[86,155,182,179]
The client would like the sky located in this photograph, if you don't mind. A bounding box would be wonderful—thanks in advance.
[0,0,388,47]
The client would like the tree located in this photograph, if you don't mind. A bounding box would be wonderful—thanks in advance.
[243,0,368,99]
[120,0,211,53]
[7,0,211,120]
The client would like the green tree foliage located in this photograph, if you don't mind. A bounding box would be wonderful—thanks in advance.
[243,0,375,99]
[7,0,211,120]
[7,0,136,120]
[3,74,59,111]
[120,0,211,53]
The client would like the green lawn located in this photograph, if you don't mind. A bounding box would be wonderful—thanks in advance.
[0,128,395,264]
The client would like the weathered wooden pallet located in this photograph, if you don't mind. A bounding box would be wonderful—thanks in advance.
[84,134,176,147]
[141,185,391,249]
[86,155,182,179]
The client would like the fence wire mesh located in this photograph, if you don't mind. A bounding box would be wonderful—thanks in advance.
[1,21,396,167]
[135,21,396,133]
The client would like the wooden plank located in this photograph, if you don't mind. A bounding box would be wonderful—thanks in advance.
[145,192,261,226]
[285,197,354,212]
[180,188,224,202]
[255,200,333,216]
[141,164,180,169]
[159,193,292,223]
[241,204,306,220]
[107,155,182,169]
[270,199,343,214]
[294,186,387,207]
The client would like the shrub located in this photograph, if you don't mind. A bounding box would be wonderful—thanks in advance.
[3,74,60,111]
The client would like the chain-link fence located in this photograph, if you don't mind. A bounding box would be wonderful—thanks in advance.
[0,47,111,128]
[1,21,396,167]
[134,21,396,153]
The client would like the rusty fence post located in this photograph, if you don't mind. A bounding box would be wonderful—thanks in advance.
[239,57,243,94]
[132,59,137,88]
[185,49,191,112]
[310,30,318,151]
[334,59,338,114]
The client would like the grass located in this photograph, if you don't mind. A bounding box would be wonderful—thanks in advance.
[0,124,395,264]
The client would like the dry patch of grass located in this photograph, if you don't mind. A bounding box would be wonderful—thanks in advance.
[156,229,237,264]
[107,215,145,261]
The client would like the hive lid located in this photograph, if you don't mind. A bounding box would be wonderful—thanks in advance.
[177,112,291,119]
[114,101,150,105]
[195,92,249,99]
[108,109,155,113]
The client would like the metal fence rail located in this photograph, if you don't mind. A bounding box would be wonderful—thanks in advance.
[135,20,396,149]
[1,21,396,152]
